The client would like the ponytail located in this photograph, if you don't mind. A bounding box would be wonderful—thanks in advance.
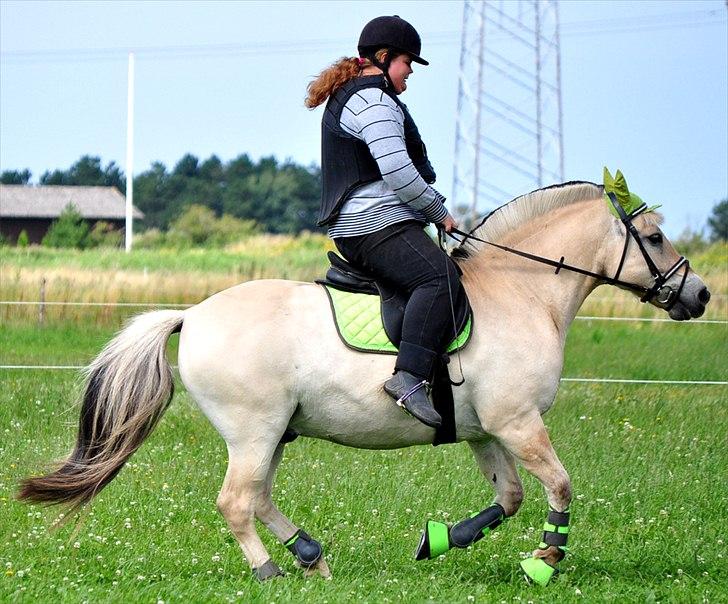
[305,57,362,108]
[305,49,390,108]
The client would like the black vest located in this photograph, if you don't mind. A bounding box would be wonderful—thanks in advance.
[318,75,436,226]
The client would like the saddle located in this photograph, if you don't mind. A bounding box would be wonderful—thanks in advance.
[317,251,471,352]
[316,251,473,446]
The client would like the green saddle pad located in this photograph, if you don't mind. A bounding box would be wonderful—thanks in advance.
[321,284,472,355]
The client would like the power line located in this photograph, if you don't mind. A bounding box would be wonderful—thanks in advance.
[1,10,724,65]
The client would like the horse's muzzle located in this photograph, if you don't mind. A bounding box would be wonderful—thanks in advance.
[668,284,710,321]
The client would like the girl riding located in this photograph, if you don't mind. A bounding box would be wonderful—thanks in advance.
[306,15,463,429]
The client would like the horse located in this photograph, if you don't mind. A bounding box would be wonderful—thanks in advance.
[18,181,710,585]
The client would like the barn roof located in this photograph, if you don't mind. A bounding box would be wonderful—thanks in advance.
[0,185,144,220]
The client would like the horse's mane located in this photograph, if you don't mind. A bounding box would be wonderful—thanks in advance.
[452,181,603,259]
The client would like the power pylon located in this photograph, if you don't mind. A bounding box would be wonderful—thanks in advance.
[452,0,564,227]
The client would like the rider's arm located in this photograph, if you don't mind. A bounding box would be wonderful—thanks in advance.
[340,89,448,224]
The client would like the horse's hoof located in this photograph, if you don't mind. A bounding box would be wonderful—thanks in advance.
[287,530,323,568]
[302,557,332,579]
[414,520,450,560]
[254,559,284,582]
[520,557,557,586]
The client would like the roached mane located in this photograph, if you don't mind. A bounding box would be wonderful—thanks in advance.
[452,181,603,259]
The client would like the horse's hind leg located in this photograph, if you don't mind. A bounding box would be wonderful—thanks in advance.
[416,440,522,560]
[468,439,524,517]
[256,442,331,578]
[494,412,572,585]
[217,444,283,581]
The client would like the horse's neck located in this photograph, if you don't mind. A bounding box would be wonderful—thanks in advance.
[461,200,609,337]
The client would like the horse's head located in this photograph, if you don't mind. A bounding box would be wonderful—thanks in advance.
[601,175,710,320]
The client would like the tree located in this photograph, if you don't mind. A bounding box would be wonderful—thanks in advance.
[1,169,32,184]
[173,154,200,178]
[707,199,728,242]
[42,204,90,248]
[132,161,170,230]
[37,152,324,235]
[40,156,125,192]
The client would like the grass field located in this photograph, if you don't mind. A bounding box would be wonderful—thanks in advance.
[1,241,726,602]
[1,318,726,603]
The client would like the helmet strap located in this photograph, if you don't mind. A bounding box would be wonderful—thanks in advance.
[367,48,395,90]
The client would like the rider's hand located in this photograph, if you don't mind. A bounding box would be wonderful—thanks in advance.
[440,214,458,233]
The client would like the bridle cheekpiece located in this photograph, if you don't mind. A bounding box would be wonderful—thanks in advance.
[605,191,689,309]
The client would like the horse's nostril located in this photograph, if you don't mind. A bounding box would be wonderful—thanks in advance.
[698,287,710,304]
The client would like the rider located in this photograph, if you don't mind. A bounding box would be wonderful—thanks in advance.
[306,15,463,429]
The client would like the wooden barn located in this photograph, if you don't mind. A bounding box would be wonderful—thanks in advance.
[0,184,144,244]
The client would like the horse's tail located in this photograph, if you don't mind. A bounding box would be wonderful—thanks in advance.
[18,309,185,512]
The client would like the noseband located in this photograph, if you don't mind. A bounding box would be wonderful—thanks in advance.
[446,192,690,309]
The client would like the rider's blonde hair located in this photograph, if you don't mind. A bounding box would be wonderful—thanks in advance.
[305,49,392,108]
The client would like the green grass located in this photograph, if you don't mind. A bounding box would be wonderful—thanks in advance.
[0,235,332,275]
[2,319,725,382]
[1,321,726,602]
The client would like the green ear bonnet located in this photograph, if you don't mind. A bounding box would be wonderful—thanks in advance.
[603,167,660,218]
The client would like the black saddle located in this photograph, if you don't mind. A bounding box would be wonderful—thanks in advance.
[318,251,470,350]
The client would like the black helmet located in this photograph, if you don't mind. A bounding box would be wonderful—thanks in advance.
[358,15,429,65]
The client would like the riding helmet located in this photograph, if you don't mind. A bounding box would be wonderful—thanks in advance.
[358,15,429,65]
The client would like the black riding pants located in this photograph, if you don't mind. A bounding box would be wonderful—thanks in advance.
[334,221,464,380]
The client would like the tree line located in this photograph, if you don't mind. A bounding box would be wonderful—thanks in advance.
[1,153,322,235]
[2,155,727,241]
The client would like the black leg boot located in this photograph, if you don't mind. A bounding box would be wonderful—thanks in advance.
[384,342,442,428]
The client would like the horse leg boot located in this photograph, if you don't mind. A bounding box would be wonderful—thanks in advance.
[494,413,572,586]
[415,440,523,560]
[217,447,284,581]
[384,342,442,428]
[255,443,331,578]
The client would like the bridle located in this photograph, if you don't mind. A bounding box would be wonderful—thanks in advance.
[445,192,689,309]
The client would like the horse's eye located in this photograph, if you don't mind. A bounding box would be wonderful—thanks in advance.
[647,233,663,245]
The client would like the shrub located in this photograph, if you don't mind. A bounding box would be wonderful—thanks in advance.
[42,203,90,248]
[674,227,709,256]
[16,230,29,247]
[133,228,166,249]
[166,205,258,248]
[88,221,123,248]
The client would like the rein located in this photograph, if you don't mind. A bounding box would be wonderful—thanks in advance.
[445,193,689,309]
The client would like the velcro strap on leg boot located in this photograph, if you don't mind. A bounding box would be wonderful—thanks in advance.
[285,529,322,568]
[539,507,570,560]
[449,503,505,548]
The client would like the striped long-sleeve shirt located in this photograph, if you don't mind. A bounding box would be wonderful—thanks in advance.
[327,87,448,239]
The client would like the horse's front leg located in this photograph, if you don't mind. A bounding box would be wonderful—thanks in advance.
[492,411,572,585]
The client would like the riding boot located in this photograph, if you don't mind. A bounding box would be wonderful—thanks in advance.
[384,342,442,428]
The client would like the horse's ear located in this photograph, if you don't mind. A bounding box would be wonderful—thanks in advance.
[612,170,630,204]
[603,167,615,191]
[604,167,643,216]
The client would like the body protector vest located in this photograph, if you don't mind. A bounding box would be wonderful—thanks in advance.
[318,75,436,226]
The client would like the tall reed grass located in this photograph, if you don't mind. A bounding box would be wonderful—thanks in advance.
[1,240,725,326]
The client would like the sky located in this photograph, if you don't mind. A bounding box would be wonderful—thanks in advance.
[1,0,726,238]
